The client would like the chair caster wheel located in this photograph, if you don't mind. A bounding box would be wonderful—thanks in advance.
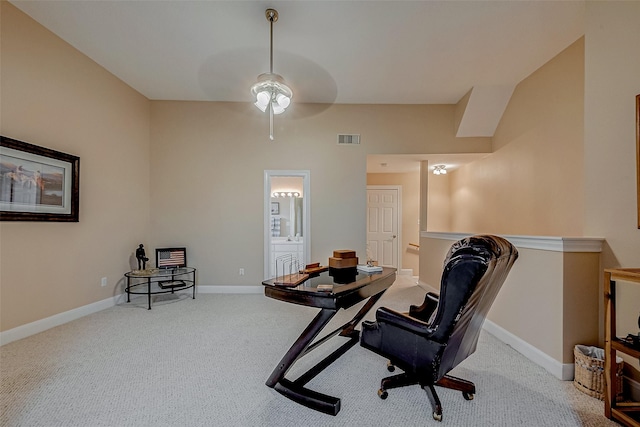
[463,392,474,400]
[387,361,395,372]
[432,411,443,421]
[378,389,388,399]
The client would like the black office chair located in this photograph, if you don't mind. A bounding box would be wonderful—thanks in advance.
[360,235,518,421]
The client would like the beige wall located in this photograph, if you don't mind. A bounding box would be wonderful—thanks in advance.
[426,169,451,231]
[149,101,489,287]
[366,172,420,275]
[422,39,588,366]
[420,4,640,372]
[584,1,640,368]
[3,2,638,377]
[0,3,151,331]
[447,38,585,236]
[420,235,601,372]
[1,4,491,332]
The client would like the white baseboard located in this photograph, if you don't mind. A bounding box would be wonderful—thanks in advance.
[483,319,574,380]
[197,285,262,294]
[368,279,572,380]
[0,285,267,346]
[399,269,413,276]
[0,284,578,384]
[0,295,122,347]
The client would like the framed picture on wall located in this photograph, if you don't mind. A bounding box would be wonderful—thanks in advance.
[271,202,280,215]
[636,94,640,228]
[0,136,80,222]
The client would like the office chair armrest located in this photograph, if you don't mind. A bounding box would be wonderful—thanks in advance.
[409,292,439,323]
[376,306,434,337]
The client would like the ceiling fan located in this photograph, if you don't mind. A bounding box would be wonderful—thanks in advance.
[250,9,293,141]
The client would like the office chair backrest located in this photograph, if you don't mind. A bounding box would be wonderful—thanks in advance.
[432,235,518,378]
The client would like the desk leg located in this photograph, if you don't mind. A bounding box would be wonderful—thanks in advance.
[266,289,389,415]
[340,290,387,337]
[266,308,336,388]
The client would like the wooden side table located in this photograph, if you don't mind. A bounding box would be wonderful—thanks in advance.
[604,268,640,427]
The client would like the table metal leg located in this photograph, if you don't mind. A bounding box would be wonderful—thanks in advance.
[147,277,151,310]
[266,288,389,415]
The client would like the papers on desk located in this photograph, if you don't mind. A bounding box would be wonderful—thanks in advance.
[357,264,383,273]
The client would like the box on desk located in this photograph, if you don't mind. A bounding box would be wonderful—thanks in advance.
[328,256,358,269]
[328,249,358,284]
[329,249,358,269]
[333,250,356,259]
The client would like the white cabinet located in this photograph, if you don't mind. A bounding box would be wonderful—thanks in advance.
[270,240,304,277]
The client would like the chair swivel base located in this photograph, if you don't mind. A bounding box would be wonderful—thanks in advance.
[377,372,476,422]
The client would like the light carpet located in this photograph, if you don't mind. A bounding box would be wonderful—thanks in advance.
[1,276,618,426]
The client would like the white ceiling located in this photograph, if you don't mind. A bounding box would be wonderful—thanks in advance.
[10,0,585,171]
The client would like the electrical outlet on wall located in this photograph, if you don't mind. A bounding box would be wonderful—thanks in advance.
[239,268,245,276]
[101,277,108,287]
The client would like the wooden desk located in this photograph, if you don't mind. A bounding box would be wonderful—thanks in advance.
[263,267,396,415]
[604,268,640,427]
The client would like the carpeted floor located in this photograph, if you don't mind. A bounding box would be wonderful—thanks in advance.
[1,276,618,426]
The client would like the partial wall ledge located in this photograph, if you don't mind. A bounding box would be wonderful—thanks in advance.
[419,232,605,380]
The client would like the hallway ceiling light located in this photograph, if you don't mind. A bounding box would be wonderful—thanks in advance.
[433,165,447,175]
[251,8,292,141]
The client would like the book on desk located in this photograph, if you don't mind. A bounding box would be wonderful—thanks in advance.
[357,264,383,273]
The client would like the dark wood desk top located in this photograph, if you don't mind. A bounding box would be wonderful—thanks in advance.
[263,267,396,310]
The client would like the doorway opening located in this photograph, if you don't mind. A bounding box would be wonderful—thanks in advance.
[264,170,310,279]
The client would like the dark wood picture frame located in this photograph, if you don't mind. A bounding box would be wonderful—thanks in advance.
[0,136,80,222]
[156,247,187,269]
[637,95,640,228]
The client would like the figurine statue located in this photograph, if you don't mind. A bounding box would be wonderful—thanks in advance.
[136,244,149,270]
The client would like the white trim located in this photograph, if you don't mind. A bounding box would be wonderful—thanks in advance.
[0,295,121,346]
[483,319,574,380]
[403,280,574,379]
[421,232,604,253]
[367,185,403,270]
[0,282,575,382]
[1,286,269,346]
[197,285,263,294]
[399,268,413,276]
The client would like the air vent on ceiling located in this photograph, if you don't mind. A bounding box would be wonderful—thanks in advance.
[337,134,360,145]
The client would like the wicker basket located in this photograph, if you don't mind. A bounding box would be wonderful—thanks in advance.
[573,345,624,401]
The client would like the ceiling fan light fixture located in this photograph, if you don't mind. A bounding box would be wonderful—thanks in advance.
[251,9,292,140]
[276,93,290,109]
[255,91,270,109]
[272,103,285,115]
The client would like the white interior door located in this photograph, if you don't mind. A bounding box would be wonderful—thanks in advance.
[366,187,400,268]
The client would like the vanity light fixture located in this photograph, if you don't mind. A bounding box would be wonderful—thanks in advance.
[251,8,293,141]
[433,165,447,175]
[272,191,300,198]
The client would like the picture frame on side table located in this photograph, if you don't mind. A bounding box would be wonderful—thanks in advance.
[0,136,80,222]
[156,247,187,269]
